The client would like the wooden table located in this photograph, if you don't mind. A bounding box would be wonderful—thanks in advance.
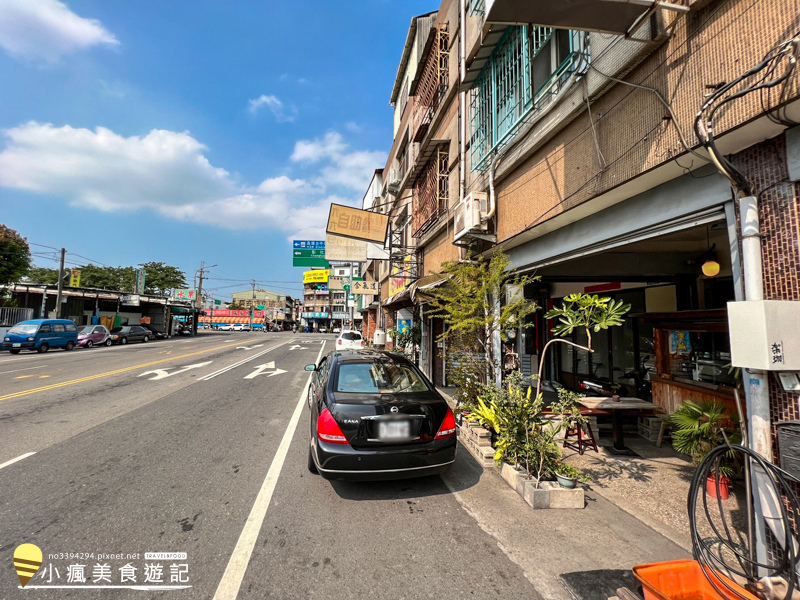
[578,397,663,454]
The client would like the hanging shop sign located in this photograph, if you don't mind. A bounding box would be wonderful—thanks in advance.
[302,312,329,319]
[69,269,81,287]
[326,204,389,244]
[173,289,196,301]
[303,269,330,284]
[134,268,146,295]
[121,295,140,307]
[351,278,378,295]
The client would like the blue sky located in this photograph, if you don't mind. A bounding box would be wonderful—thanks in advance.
[0,0,432,300]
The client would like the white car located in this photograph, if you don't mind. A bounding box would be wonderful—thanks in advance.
[233,323,244,331]
[219,324,233,331]
[332,327,341,334]
[335,331,364,350]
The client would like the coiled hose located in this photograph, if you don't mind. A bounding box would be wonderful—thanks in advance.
[689,444,800,599]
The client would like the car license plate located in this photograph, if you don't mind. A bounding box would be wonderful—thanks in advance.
[378,421,409,440]
[12,343,20,347]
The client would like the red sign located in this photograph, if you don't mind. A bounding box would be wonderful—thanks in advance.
[584,282,621,294]
[208,309,265,318]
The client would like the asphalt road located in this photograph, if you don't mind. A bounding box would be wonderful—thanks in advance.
[0,331,546,599]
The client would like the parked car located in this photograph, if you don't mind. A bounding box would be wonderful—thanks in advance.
[318,326,328,333]
[140,324,166,340]
[2,319,79,354]
[109,325,151,345]
[332,327,341,334]
[233,323,245,332]
[335,330,364,350]
[77,325,112,348]
[219,324,233,331]
[305,350,457,481]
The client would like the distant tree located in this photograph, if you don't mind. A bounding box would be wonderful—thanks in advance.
[23,266,60,285]
[140,262,187,296]
[0,225,32,288]
[77,265,135,291]
[227,302,246,310]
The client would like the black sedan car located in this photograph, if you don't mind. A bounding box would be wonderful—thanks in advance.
[305,350,457,481]
[109,325,151,345]
[140,323,167,339]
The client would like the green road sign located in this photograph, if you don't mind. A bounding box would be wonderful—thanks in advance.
[293,257,330,267]
[256,305,265,310]
[343,284,350,291]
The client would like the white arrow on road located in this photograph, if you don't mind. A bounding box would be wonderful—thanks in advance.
[138,361,213,381]
[289,345,309,350]
[236,344,264,350]
[244,361,287,380]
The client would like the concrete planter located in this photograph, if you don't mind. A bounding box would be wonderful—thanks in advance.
[496,462,585,509]
[456,419,495,468]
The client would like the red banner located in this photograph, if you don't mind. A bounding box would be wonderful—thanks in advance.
[207,309,265,318]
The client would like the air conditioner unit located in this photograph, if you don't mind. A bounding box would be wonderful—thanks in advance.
[453,192,489,242]
[388,169,401,186]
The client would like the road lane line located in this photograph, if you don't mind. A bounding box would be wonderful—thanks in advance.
[0,342,242,403]
[213,341,326,600]
[0,452,35,470]
[198,340,294,381]
[0,365,45,375]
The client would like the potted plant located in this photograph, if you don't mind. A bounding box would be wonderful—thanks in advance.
[670,400,740,499]
[553,462,587,489]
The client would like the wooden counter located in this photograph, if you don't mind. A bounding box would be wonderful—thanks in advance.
[651,376,737,416]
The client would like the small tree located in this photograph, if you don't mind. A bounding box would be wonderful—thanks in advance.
[0,225,31,289]
[426,249,538,401]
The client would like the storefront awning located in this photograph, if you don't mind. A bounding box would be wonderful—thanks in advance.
[410,275,447,303]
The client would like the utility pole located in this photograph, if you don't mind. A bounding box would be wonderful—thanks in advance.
[250,280,256,332]
[55,248,66,318]
[195,262,217,335]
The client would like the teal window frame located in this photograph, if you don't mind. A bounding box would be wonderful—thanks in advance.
[468,0,485,16]
[470,26,579,172]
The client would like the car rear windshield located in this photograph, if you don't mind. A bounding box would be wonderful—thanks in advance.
[80,326,94,334]
[335,361,430,394]
[341,332,361,341]
[8,323,37,335]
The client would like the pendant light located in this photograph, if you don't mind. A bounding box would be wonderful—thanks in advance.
[701,226,720,277]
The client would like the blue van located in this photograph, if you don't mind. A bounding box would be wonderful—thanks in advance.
[2,319,80,354]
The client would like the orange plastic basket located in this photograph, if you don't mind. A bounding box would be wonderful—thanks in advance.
[632,559,759,600]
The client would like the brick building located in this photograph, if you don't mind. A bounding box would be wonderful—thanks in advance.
[365,0,800,563]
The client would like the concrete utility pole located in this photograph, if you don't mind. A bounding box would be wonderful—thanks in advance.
[195,262,217,335]
[250,280,256,332]
[55,247,66,318]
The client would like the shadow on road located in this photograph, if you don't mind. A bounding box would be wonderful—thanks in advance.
[329,440,483,501]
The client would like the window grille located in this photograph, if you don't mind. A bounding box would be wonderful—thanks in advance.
[469,26,579,172]
[413,24,449,142]
[412,147,449,238]
[468,0,485,16]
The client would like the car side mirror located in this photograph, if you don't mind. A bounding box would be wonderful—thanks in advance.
[304,364,317,372]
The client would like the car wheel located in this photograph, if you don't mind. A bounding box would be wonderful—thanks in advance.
[65,341,75,351]
[38,343,49,353]
[142,335,149,343]
[9,349,20,355]
[85,340,93,348]
[121,337,128,345]
[105,339,112,347]
[307,445,318,474]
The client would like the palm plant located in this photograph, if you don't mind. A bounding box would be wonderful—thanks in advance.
[671,400,740,477]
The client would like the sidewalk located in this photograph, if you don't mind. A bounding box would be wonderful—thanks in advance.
[437,387,691,600]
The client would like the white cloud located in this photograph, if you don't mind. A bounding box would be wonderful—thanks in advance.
[0,122,234,210]
[292,131,384,191]
[248,94,297,122]
[0,122,382,240]
[0,0,118,63]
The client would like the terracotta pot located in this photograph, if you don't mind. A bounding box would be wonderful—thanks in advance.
[706,474,731,499]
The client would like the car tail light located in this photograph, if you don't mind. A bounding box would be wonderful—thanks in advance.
[317,408,349,444]
[337,339,342,346]
[435,407,457,439]
[360,339,365,347]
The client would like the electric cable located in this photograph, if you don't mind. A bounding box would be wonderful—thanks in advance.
[688,444,800,600]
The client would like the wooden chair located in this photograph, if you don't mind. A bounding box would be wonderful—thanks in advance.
[563,419,598,455]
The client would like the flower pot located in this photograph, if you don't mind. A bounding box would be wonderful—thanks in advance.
[555,473,577,489]
[706,474,731,499]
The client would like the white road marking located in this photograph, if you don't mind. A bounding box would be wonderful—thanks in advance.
[198,340,293,381]
[243,362,287,380]
[236,345,263,350]
[213,341,325,600]
[0,365,45,375]
[138,361,214,381]
[288,345,308,350]
[0,452,36,470]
